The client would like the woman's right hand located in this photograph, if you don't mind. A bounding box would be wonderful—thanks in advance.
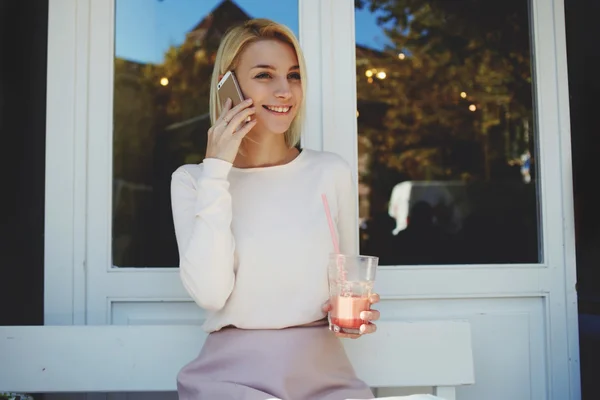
[206,97,257,163]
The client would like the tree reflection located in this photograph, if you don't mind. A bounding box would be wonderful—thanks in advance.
[112,1,251,267]
[355,0,539,264]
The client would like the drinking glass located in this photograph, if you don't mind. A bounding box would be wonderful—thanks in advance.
[328,254,379,334]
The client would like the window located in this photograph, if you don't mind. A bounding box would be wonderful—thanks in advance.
[355,0,539,265]
[112,0,299,267]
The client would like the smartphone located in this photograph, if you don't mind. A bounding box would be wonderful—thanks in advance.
[217,71,245,108]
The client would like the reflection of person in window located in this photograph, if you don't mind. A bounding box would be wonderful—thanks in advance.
[170,19,378,400]
[391,201,448,265]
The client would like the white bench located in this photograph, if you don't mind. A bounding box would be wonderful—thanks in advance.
[0,320,474,399]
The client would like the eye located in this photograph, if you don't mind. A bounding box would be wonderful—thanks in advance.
[288,72,301,80]
[254,72,271,79]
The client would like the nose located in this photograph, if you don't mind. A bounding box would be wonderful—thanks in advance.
[274,78,292,100]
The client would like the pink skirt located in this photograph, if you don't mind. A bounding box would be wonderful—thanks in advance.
[176,325,374,400]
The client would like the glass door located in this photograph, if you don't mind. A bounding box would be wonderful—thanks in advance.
[321,0,579,399]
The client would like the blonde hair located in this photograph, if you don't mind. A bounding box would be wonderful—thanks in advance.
[209,19,307,148]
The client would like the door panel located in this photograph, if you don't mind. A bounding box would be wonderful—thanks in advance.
[376,297,547,399]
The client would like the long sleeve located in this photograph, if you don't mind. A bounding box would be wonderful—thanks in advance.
[170,158,236,311]
[335,158,359,256]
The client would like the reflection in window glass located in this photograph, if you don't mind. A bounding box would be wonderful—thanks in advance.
[113,0,298,267]
[355,0,539,265]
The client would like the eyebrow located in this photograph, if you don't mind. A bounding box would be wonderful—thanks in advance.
[251,64,300,71]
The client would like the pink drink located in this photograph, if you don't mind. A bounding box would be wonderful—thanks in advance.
[327,254,378,335]
[329,295,370,334]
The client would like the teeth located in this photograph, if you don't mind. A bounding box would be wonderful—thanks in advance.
[267,106,290,113]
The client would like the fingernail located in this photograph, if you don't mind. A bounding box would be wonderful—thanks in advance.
[245,98,253,104]
[360,325,366,334]
[360,311,367,320]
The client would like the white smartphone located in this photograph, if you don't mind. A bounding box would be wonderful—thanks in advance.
[217,71,245,108]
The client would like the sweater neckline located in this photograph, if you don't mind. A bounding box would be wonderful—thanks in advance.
[230,148,308,173]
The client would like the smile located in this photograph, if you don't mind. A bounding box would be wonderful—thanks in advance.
[263,105,292,115]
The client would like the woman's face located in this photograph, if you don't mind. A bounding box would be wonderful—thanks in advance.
[235,39,303,136]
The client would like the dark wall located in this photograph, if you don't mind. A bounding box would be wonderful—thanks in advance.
[0,1,47,325]
[565,0,600,300]
[565,0,600,284]
[565,1,600,399]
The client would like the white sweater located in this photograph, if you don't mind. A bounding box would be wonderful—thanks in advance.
[170,149,358,332]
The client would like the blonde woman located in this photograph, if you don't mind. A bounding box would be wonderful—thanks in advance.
[171,19,380,400]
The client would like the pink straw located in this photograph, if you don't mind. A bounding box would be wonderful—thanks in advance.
[321,194,340,254]
[322,194,348,291]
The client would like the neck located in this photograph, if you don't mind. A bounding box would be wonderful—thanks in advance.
[233,130,297,169]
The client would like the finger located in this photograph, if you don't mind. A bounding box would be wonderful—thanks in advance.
[369,293,380,304]
[232,119,257,140]
[225,107,256,132]
[217,98,232,122]
[359,323,377,335]
[335,332,360,339]
[223,98,253,123]
[322,301,332,313]
[360,310,380,322]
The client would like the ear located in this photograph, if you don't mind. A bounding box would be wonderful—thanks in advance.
[218,74,224,82]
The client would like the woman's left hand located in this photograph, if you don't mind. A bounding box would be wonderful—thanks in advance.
[322,293,381,339]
